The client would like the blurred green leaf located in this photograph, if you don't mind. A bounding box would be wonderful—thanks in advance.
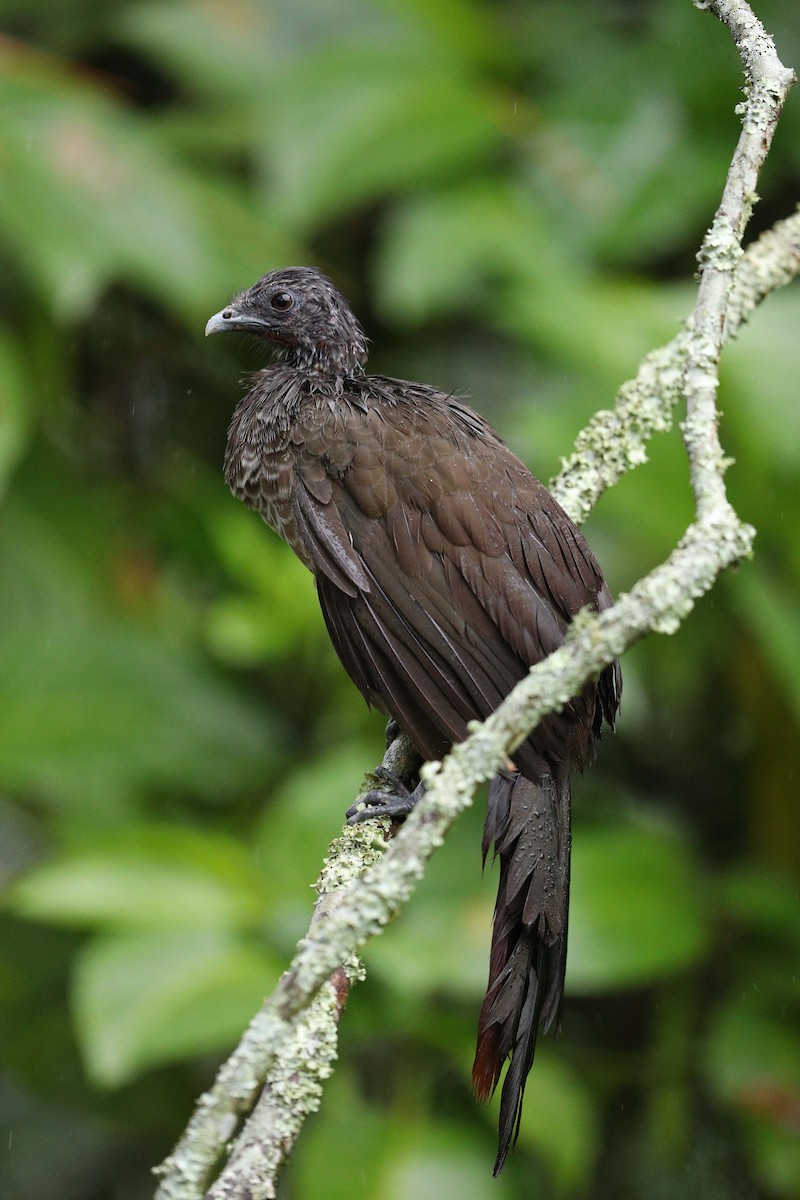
[515,1053,599,1192]
[263,45,504,233]
[0,330,31,497]
[120,0,280,100]
[292,1069,392,1200]
[125,2,506,236]
[718,865,800,944]
[202,496,322,662]
[705,997,800,1199]
[747,1124,800,1200]
[724,291,800,479]
[297,1067,516,1199]
[377,182,551,323]
[73,928,278,1085]
[377,181,684,387]
[0,53,295,322]
[254,741,384,941]
[364,797,491,999]
[729,562,800,726]
[10,824,269,929]
[0,492,276,817]
[568,817,709,991]
[706,998,800,1104]
[381,1133,513,1200]
[384,0,505,66]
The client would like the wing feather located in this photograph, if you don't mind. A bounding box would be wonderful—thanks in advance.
[290,385,618,775]
[292,483,370,596]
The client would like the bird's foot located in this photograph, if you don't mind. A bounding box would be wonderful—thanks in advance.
[346,766,424,824]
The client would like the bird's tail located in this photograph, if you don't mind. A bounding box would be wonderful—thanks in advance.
[472,770,571,1175]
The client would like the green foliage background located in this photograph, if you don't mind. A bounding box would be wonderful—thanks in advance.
[1,1,799,1197]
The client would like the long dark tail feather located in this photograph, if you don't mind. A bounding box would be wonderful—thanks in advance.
[472,771,571,1175]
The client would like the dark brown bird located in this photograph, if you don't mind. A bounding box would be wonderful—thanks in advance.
[206,266,620,1173]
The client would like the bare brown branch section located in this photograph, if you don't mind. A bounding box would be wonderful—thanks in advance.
[154,5,796,1197]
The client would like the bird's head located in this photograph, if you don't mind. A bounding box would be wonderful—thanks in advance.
[205,266,368,376]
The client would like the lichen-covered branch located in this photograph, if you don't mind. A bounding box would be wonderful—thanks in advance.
[200,971,351,1200]
[153,742,415,1200]
[726,205,800,337]
[684,0,794,520]
[154,4,796,1198]
[552,204,800,524]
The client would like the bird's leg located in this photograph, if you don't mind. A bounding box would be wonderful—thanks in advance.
[384,717,401,750]
[346,765,425,824]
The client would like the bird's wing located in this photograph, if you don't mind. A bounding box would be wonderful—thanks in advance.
[290,382,614,773]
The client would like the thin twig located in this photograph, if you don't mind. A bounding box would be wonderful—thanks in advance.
[726,205,800,338]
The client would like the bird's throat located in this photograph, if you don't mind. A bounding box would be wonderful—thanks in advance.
[281,338,366,378]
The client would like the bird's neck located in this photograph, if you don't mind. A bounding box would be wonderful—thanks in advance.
[280,337,367,378]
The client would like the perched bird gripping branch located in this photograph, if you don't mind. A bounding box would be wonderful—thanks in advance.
[206,266,621,1173]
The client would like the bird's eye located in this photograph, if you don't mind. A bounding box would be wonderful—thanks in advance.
[270,291,294,312]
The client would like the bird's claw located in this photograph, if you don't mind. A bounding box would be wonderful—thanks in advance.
[346,766,424,824]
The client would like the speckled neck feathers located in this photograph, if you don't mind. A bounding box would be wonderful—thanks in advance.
[272,324,368,378]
